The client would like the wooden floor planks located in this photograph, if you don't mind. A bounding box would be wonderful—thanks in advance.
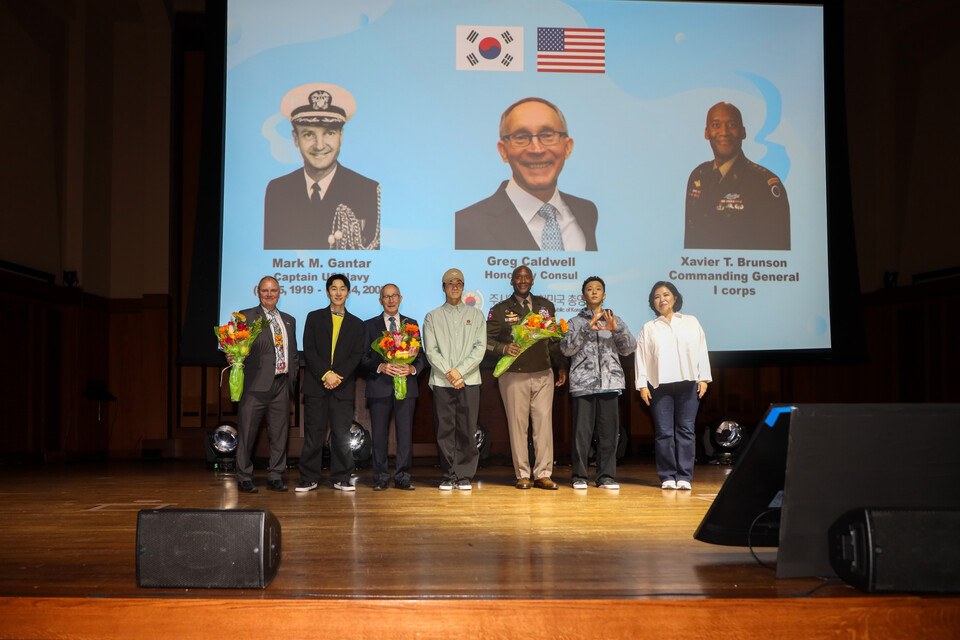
[0,460,957,638]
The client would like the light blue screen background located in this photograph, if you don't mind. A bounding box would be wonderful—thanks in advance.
[219,0,828,351]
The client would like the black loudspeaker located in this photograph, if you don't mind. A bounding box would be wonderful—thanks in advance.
[829,508,960,593]
[776,404,959,578]
[136,508,281,589]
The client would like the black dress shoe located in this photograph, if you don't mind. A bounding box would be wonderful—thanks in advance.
[238,480,258,494]
[394,479,415,491]
[266,479,288,492]
[373,480,389,491]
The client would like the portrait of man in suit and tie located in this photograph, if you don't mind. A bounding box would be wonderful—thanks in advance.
[455,97,598,251]
[264,83,380,251]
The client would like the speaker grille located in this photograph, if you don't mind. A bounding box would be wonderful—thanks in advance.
[830,508,960,593]
[869,509,960,593]
[137,509,281,589]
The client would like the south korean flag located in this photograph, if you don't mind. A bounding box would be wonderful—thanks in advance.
[455,26,524,72]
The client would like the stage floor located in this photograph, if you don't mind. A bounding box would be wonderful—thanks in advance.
[0,460,958,639]
[0,460,842,598]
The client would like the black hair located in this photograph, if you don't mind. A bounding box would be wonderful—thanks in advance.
[581,276,605,295]
[326,273,350,291]
[647,281,683,315]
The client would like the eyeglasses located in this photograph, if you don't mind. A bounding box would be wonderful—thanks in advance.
[445,280,464,288]
[500,131,568,148]
[381,293,401,300]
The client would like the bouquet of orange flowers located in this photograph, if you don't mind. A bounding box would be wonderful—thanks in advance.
[371,320,421,399]
[493,312,569,378]
[215,312,267,401]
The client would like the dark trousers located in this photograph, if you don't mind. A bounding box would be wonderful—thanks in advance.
[368,395,416,483]
[649,381,700,482]
[432,385,480,481]
[301,393,354,484]
[236,374,291,483]
[571,392,619,484]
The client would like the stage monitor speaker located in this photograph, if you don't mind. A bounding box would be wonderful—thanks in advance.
[776,403,959,578]
[136,508,281,589]
[829,508,960,593]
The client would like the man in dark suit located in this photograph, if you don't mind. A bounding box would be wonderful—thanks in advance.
[684,101,790,250]
[296,273,366,492]
[231,276,299,494]
[456,97,597,251]
[360,283,425,491]
[264,83,380,251]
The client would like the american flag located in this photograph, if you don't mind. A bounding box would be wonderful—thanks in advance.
[537,27,605,73]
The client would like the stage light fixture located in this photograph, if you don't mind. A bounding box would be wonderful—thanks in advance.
[212,424,239,455]
[349,421,372,467]
[712,420,743,450]
[205,422,238,471]
[703,419,743,465]
[475,424,491,464]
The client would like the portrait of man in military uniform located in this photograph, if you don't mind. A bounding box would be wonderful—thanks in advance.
[264,83,380,251]
[684,102,790,251]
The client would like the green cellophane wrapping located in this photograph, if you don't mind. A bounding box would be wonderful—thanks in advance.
[493,314,565,377]
[371,336,420,400]
[214,314,266,402]
[228,357,246,402]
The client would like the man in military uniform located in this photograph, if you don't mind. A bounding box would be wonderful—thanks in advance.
[264,83,380,250]
[486,265,568,490]
[684,102,790,250]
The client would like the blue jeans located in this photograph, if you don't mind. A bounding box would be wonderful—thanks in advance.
[649,381,700,482]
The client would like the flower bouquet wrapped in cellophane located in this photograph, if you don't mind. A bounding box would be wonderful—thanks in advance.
[371,320,420,399]
[493,312,568,378]
[215,312,267,401]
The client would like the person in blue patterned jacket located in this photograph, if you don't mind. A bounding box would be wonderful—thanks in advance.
[559,276,635,490]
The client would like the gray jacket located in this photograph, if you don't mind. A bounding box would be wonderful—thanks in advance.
[560,308,636,396]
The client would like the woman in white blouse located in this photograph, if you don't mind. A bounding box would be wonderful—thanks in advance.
[634,281,712,490]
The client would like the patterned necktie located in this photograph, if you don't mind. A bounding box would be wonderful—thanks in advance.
[270,309,286,374]
[538,203,564,250]
[389,316,397,333]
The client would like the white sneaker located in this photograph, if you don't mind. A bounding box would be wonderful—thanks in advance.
[661,480,677,490]
[676,480,692,490]
[572,479,588,490]
[438,480,455,491]
[333,481,356,492]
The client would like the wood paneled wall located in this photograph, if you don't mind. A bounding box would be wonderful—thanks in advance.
[0,271,171,462]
